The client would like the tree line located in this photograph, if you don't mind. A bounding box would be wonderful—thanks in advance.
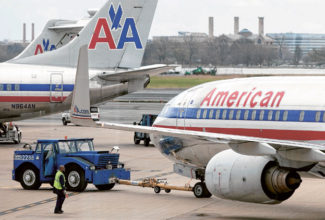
[142,36,319,67]
[0,43,26,62]
[1,38,325,67]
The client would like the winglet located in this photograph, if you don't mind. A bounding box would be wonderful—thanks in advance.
[70,45,95,127]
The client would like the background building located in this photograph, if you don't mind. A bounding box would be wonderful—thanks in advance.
[152,17,274,46]
[152,32,208,43]
[266,33,325,55]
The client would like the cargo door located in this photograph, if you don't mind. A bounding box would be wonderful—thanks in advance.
[50,73,63,103]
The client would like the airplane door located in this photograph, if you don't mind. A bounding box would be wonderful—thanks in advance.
[176,92,191,130]
[50,73,63,103]
[176,108,185,129]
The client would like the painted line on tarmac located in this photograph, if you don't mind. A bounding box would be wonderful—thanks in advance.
[0,192,79,216]
[0,186,20,189]
[0,172,174,216]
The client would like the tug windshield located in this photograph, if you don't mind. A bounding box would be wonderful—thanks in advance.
[58,140,94,153]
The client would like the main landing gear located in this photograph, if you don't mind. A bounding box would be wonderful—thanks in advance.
[193,181,212,198]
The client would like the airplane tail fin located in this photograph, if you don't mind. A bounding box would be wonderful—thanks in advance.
[12,19,81,61]
[70,45,95,126]
[10,0,158,69]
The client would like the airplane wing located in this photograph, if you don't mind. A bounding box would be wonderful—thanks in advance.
[71,45,325,163]
[94,121,325,161]
[97,64,176,82]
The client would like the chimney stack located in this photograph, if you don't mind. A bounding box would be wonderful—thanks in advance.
[31,23,35,41]
[258,17,264,36]
[23,23,26,43]
[209,17,214,38]
[234,17,239,35]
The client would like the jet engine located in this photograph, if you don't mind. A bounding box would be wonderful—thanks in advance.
[205,149,301,204]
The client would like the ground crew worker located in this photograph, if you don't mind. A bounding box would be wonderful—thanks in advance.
[53,165,67,214]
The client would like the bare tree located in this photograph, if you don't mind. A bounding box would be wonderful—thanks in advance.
[293,45,302,65]
[305,48,325,65]
[215,35,231,66]
[0,43,26,62]
[184,35,198,66]
[143,36,280,67]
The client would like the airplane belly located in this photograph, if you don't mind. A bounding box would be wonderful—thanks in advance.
[152,134,228,168]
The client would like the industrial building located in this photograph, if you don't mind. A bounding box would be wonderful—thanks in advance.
[152,17,274,46]
[152,32,209,43]
[223,17,274,46]
[152,16,325,57]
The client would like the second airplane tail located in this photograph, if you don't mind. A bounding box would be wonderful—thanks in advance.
[10,0,158,69]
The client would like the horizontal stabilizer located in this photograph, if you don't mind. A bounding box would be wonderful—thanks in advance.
[98,64,176,82]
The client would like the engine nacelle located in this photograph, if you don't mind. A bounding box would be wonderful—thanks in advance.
[205,150,301,204]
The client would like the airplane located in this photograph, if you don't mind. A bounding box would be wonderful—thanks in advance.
[71,44,325,205]
[0,0,173,124]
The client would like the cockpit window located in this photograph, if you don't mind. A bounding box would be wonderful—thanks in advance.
[160,104,170,117]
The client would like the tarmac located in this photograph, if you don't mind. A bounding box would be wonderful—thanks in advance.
[1,90,325,219]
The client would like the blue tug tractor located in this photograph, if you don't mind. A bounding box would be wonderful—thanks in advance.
[12,138,130,192]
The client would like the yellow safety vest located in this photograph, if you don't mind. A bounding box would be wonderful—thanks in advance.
[54,170,66,190]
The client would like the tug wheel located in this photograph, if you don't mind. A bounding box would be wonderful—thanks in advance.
[154,186,161,194]
[20,166,41,190]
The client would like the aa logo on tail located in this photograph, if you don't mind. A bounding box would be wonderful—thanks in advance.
[34,39,56,55]
[89,4,143,50]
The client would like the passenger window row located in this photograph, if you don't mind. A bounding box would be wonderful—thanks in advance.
[194,109,323,122]
[0,84,20,91]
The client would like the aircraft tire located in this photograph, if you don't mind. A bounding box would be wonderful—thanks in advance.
[193,182,211,198]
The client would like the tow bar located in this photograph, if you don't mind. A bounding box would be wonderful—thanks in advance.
[115,178,193,194]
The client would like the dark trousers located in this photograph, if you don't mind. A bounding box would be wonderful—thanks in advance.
[54,189,65,212]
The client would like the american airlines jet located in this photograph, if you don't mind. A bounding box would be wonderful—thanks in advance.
[72,46,325,205]
[0,0,172,124]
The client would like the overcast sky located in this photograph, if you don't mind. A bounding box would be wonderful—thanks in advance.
[1,0,325,41]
